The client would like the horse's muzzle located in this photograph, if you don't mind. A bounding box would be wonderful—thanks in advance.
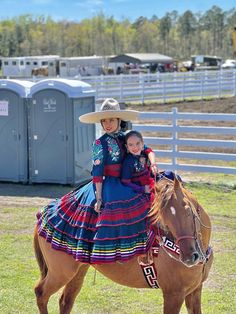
[181,251,201,267]
[178,239,202,267]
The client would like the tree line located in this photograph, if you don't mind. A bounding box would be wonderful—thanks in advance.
[0,5,236,61]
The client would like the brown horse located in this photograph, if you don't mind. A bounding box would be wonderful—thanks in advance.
[33,177,213,314]
[31,66,49,77]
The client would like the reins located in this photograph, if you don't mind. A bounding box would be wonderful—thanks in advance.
[194,211,211,229]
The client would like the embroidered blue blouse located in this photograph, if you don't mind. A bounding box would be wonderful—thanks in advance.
[91,131,125,182]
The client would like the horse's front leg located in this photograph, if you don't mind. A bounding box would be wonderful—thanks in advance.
[59,264,90,314]
[184,284,203,314]
[162,292,185,314]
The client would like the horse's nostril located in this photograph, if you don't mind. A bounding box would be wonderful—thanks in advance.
[192,252,199,262]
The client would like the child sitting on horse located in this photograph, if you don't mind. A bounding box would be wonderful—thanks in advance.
[121,130,158,205]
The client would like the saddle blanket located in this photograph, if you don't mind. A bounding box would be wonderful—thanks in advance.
[139,237,177,289]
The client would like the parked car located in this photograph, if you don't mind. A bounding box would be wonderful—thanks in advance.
[221,59,236,69]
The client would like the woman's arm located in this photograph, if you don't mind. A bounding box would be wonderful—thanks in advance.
[91,138,105,213]
[94,182,103,213]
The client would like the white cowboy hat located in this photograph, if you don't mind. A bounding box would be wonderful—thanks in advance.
[79,98,139,123]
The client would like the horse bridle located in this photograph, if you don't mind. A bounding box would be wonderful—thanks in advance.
[156,202,211,266]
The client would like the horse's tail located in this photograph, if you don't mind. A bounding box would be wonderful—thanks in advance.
[33,227,48,279]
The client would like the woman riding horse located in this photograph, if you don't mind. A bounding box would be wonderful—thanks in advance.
[36,98,157,265]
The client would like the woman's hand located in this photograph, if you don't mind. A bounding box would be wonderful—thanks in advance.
[94,182,103,213]
[94,199,102,213]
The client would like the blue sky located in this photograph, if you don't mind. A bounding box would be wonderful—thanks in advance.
[0,0,235,22]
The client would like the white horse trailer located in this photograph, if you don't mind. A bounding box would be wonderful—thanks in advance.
[1,55,60,78]
[59,56,108,77]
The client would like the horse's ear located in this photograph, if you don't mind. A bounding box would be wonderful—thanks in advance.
[173,176,181,191]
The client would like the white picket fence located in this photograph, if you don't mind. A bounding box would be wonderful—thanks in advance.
[82,69,236,103]
[133,108,236,175]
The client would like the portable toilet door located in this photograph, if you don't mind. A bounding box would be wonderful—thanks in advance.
[28,79,95,184]
[29,87,69,184]
[0,80,33,182]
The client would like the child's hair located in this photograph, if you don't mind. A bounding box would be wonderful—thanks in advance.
[125,130,144,143]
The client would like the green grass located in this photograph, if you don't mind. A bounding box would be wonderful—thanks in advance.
[0,175,236,313]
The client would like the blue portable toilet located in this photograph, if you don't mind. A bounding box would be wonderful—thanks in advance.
[0,79,34,183]
[28,78,95,185]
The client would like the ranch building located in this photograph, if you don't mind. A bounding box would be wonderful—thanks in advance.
[109,53,174,74]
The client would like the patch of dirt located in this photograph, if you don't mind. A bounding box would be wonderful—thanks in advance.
[129,96,236,114]
[0,182,72,208]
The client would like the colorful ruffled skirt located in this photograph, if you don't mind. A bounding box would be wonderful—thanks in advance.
[36,177,155,264]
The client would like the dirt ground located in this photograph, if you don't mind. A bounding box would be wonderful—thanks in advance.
[129,96,236,113]
[0,182,72,209]
[0,97,235,209]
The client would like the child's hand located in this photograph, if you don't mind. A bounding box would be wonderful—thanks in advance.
[144,185,151,193]
[150,164,158,175]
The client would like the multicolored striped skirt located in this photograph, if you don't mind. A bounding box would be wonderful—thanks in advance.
[36,177,155,264]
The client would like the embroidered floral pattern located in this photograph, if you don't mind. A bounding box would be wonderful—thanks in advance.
[92,139,103,165]
[106,136,120,162]
[134,157,146,172]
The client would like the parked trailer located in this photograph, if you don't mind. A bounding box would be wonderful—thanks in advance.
[1,55,60,78]
[59,56,108,77]
[1,55,109,78]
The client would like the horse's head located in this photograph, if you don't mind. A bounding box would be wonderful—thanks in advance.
[150,177,207,267]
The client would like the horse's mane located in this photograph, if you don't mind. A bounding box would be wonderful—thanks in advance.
[148,178,173,224]
[148,178,199,225]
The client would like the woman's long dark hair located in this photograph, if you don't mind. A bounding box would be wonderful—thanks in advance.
[120,120,129,132]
